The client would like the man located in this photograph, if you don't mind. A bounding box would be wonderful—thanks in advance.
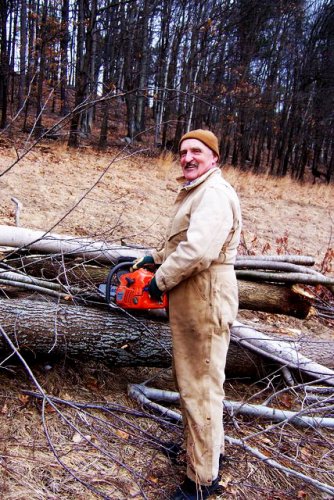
[134,129,242,499]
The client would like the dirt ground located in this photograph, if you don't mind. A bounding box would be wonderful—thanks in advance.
[0,141,333,499]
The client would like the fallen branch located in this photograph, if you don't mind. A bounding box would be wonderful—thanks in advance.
[236,270,334,287]
[225,436,334,497]
[237,255,316,265]
[128,384,334,429]
[0,278,70,299]
[232,321,334,386]
[235,260,320,274]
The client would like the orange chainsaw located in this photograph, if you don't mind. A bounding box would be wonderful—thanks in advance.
[102,259,168,310]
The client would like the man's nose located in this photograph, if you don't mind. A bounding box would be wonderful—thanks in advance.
[184,151,193,162]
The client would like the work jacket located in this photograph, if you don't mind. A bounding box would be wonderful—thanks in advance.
[152,167,241,292]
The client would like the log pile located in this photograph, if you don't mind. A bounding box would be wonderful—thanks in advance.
[0,225,333,377]
[1,225,334,497]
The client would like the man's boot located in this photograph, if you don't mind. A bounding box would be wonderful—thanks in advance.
[170,476,222,500]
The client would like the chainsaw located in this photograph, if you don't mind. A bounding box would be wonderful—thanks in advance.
[101,258,168,310]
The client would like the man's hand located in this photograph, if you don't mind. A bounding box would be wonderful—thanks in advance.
[131,255,154,271]
[148,276,163,302]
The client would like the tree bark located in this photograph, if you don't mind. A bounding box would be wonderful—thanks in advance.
[60,0,70,116]
[0,0,9,128]
[34,0,48,137]
[17,0,27,111]
[9,255,312,318]
[0,299,332,379]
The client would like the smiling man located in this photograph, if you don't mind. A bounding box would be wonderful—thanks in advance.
[133,129,242,499]
[179,133,219,181]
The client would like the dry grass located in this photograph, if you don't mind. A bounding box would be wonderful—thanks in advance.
[225,166,334,208]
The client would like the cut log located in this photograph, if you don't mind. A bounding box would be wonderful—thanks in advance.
[0,226,318,267]
[4,255,312,318]
[0,225,146,263]
[237,280,311,318]
[0,299,333,379]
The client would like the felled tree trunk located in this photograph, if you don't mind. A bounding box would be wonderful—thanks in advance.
[0,299,333,378]
[6,255,312,318]
[0,225,143,263]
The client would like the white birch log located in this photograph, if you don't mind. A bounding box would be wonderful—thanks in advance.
[0,225,147,263]
[0,226,319,269]
[232,321,334,386]
[128,384,334,428]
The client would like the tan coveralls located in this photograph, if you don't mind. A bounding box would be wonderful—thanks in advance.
[152,167,241,485]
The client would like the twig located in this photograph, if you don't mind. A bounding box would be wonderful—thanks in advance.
[24,87,55,146]
[41,398,111,499]
[0,71,38,137]
[225,435,334,496]
[0,323,156,499]
[11,198,23,227]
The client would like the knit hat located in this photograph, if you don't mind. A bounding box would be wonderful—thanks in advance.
[179,129,220,159]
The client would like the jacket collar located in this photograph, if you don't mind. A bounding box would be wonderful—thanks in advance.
[177,167,220,191]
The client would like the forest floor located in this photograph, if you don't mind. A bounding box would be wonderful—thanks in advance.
[0,140,333,499]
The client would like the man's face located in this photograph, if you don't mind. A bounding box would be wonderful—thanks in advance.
[179,138,218,181]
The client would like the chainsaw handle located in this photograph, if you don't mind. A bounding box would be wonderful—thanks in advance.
[105,260,136,304]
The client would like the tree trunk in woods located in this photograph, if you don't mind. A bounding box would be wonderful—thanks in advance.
[1,2,334,181]
[60,0,70,116]
[34,0,48,137]
[17,0,27,111]
[0,0,9,128]
[68,0,97,147]
[0,299,332,378]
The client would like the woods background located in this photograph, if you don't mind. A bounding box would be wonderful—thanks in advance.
[0,1,334,498]
[0,0,333,182]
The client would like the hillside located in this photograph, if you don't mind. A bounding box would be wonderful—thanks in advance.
[0,144,333,261]
[0,142,333,499]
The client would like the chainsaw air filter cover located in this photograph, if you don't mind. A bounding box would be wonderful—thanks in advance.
[115,268,168,310]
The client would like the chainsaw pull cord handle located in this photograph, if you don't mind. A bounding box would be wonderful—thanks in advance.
[105,260,136,305]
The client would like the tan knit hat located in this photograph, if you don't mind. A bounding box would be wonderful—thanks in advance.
[179,129,220,158]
